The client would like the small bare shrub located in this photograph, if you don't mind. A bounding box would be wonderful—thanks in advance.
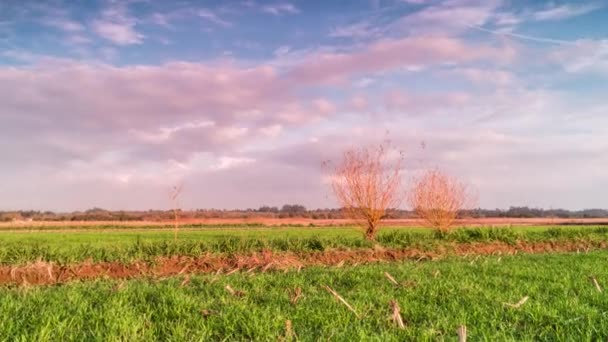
[325,141,404,241]
[170,183,183,241]
[408,169,475,233]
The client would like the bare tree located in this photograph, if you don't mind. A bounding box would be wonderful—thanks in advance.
[325,141,404,241]
[407,169,475,233]
[170,183,183,241]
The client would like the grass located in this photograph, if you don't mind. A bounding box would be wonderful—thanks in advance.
[1,251,608,340]
[0,225,607,264]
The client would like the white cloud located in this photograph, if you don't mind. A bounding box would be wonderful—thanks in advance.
[262,3,300,15]
[43,18,85,32]
[92,3,143,45]
[329,21,380,39]
[449,68,515,86]
[394,0,503,35]
[93,20,143,45]
[534,3,602,21]
[198,9,232,27]
[274,45,291,57]
[214,156,255,170]
[552,39,608,73]
[259,124,283,138]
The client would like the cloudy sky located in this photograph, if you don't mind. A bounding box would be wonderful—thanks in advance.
[1,0,607,211]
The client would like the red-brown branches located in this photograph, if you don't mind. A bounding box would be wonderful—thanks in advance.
[326,141,404,241]
[408,169,475,233]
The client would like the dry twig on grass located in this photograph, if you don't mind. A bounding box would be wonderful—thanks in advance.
[389,300,405,329]
[225,284,245,297]
[284,320,297,341]
[180,275,190,287]
[178,263,190,275]
[590,276,602,292]
[201,309,217,317]
[323,285,360,318]
[504,296,529,308]
[225,268,240,276]
[262,262,274,273]
[112,281,125,292]
[457,325,467,342]
[289,287,303,305]
[384,272,399,286]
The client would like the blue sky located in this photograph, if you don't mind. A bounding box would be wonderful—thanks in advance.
[0,0,607,211]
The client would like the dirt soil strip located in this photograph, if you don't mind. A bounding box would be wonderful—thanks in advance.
[2,240,606,286]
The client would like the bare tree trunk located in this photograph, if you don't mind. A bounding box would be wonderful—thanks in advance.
[365,223,376,241]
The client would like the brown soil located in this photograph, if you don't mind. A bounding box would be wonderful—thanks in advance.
[2,240,606,286]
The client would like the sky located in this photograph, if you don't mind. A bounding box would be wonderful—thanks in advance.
[0,0,607,211]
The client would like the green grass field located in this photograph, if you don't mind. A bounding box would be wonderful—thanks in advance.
[2,251,608,340]
[1,224,608,340]
[0,225,606,264]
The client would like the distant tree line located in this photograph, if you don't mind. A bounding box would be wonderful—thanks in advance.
[1,206,607,222]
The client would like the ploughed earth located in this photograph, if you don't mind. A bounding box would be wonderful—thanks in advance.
[2,239,606,286]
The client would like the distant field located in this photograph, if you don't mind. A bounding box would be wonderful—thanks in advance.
[2,217,607,229]
[2,251,608,340]
[0,225,607,264]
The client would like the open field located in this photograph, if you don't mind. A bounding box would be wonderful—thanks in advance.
[2,217,608,230]
[0,225,608,264]
[2,224,608,340]
[2,251,608,340]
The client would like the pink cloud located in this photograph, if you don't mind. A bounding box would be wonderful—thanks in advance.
[288,36,515,84]
[448,68,515,86]
[384,90,472,112]
[348,95,369,111]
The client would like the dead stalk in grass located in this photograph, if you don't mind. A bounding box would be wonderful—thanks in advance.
[262,262,274,272]
[504,296,529,308]
[180,275,190,287]
[323,285,360,318]
[112,281,125,292]
[591,276,602,292]
[178,263,190,275]
[225,268,240,276]
[457,325,467,342]
[384,272,398,286]
[289,287,303,305]
[170,183,183,241]
[225,284,245,297]
[389,300,405,329]
[284,319,297,341]
[201,309,217,317]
